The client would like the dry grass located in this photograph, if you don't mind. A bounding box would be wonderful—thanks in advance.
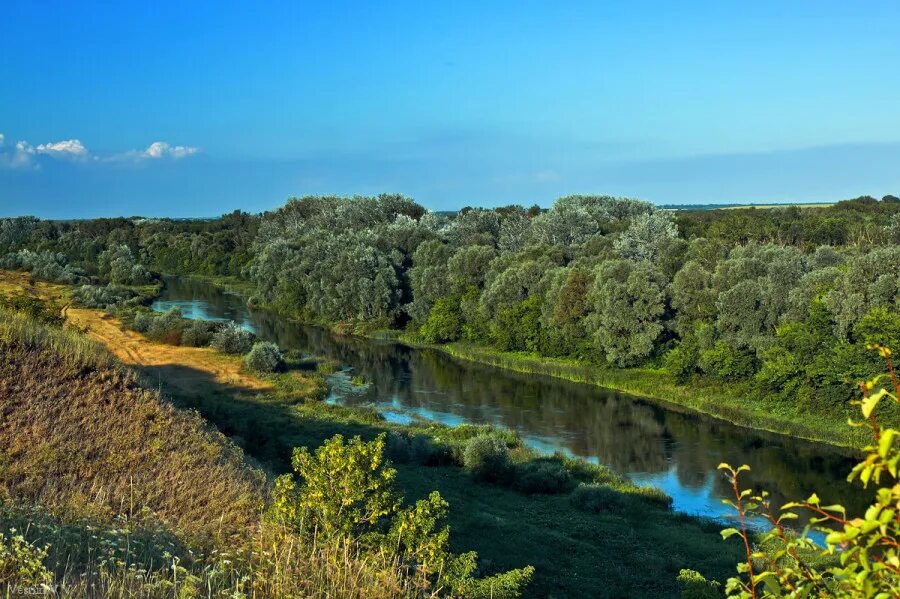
[0,269,282,395]
[0,309,437,597]
[0,309,266,544]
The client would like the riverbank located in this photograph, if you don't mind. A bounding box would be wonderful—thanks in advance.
[390,334,865,450]
[184,274,865,450]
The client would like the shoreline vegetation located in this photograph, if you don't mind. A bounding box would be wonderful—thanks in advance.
[189,273,864,449]
[0,269,743,597]
[390,335,865,450]
[157,270,863,450]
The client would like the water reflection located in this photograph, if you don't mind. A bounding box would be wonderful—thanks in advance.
[154,276,867,522]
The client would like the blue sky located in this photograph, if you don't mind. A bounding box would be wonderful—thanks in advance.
[2,1,899,218]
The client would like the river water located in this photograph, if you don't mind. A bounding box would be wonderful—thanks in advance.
[152,276,866,523]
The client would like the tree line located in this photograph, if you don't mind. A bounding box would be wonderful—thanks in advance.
[2,193,900,420]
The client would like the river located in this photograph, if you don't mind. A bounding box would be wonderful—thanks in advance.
[152,276,867,524]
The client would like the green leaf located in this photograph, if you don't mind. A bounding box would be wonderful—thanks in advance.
[861,389,887,419]
[720,527,741,540]
[879,429,897,458]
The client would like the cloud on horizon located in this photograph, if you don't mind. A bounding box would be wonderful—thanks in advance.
[0,133,199,169]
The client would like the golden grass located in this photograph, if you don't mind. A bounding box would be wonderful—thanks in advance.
[0,309,266,544]
[0,269,276,394]
[0,308,436,597]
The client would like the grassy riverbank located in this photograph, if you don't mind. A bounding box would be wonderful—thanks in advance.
[389,334,867,450]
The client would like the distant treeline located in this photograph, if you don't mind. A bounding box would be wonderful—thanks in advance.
[2,193,900,421]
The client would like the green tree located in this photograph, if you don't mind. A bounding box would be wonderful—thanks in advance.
[419,297,463,343]
[589,259,667,366]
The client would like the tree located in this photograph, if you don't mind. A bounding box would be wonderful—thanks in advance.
[447,244,496,294]
[589,259,667,367]
[613,210,679,263]
[540,266,595,358]
[406,239,453,323]
[419,297,462,343]
[670,260,716,338]
[98,244,152,285]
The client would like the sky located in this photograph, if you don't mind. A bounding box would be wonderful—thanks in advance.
[1,1,899,218]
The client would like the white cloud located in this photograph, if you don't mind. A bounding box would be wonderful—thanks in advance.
[35,139,88,157]
[1,134,200,168]
[5,140,36,168]
[141,141,199,159]
[1,137,88,168]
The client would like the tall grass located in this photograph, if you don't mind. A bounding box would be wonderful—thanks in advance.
[0,307,115,370]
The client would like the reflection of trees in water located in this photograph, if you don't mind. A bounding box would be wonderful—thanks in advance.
[159,277,869,519]
[162,277,250,322]
[663,414,866,515]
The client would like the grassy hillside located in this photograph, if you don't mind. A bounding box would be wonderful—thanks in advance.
[0,310,264,543]
[0,310,442,597]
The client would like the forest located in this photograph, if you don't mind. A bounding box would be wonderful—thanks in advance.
[2,194,900,443]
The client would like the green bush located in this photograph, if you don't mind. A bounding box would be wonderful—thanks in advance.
[675,569,722,599]
[71,284,140,309]
[131,310,153,333]
[181,319,221,347]
[0,295,63,327]
[513,458,573,494]
[211,321,254,354]
[145,307,184,344]
[663,341,700,383]
[462,435,512,483]
[271,433,533,597]
[244,341,284,373]
[419,297,463,343]
[699,341,758,379]
[0,530,53,587]
[569,483,627,513]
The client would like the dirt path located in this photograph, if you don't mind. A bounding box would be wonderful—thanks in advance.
[0,270,271,393]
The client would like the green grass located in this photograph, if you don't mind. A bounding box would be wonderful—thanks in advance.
[155,364,743,597]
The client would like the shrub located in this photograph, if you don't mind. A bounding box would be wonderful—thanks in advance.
[569,483,627,513]
[271,433,533,597]
[0,530,53,587]
[181,319,221,347]
[211,321,254,354]
[699,341,758,379]
[663,340,700,383]
[675,569,722,599]
[462,435,511,482]
[386,432,450,466]
[71,284,139,309]
[131,310,153,333]
[685,346,900,597]
[145,307,184,345]
[419,297,462,343]
[0,295,63,326]
[1,249,82,284]
[513,458,573,494]
[244,341,284,373]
